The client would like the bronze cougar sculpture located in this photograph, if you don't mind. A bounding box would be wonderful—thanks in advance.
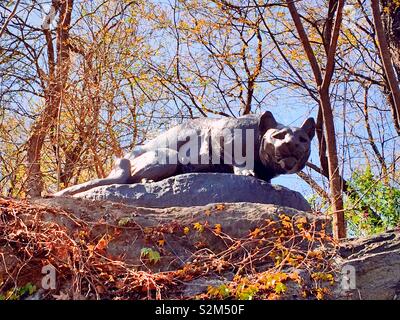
[54,111,315,196]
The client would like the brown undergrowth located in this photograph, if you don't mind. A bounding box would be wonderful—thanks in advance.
[0,197,337,300]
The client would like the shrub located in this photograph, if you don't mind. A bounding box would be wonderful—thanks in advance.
[345,167,400,236]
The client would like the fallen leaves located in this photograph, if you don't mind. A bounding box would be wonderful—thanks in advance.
[118,217,131,226]
[52,291,70,300]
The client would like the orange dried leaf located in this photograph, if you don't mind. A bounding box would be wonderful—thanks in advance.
[214,224,222,234]
[249,227,262,238]
[96,235,112,251]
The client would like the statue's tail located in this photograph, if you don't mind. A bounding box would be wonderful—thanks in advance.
[53,159,132,196]
[53,178,107,196]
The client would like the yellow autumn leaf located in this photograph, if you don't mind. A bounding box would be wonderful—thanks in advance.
[193,222,204,233]
[183,226,190,235]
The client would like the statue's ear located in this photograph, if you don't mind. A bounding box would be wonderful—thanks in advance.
[301,117,316,139]
[259,111,277,134]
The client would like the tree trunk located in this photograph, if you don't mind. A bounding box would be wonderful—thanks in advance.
[319,90,346,238]
[372,0,400,134]
[285,0,346,238]
[381,0,400,74]
[25,0,74,197]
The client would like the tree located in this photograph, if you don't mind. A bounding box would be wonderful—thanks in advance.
[284,0,346,238]
[0,0,20,39]
[25,0,74,197]
[371,0,400,134]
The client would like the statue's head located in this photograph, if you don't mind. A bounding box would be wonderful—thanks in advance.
[258,111,315,174]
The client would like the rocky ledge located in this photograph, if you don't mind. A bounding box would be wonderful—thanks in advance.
[69,173,311,211]
[1,196,399,300]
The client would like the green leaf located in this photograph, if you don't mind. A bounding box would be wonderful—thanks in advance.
[140,247,152,256]
[274,282,287,294]
[118,217,131,226]
[140,247,160,264]
[148,250,161,263]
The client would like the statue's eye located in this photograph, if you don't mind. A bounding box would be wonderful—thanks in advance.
[272,131,286,140]
[299,136,308,143]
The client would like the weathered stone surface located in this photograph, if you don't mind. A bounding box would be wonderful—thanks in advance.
[41,197,398,300]
[335,230,400,300]
[1,197,328,300]
[71,173,311,211]
[2,196,399,300]
[29,197,324,270]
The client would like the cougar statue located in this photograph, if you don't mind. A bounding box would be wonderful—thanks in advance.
[54,111,315,196]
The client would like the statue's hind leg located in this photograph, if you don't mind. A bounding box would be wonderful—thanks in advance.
[129,148,179,183]
[53,158,132,196]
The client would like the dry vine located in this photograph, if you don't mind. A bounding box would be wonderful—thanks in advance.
[0,197,338,300]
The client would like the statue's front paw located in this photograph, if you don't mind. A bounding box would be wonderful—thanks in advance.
[140,178,154,183]
[233,167,255,176]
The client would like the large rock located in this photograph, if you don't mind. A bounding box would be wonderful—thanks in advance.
[72,173,311,211]
[335,230,400,300]
[0,197,327,299]
[29,198,325,270]
[1,197,399,300]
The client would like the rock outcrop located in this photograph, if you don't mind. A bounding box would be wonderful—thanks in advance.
[0,197,399,300]
[70,173,311,212]
[335,230,400,300]
[35,197,326,269]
